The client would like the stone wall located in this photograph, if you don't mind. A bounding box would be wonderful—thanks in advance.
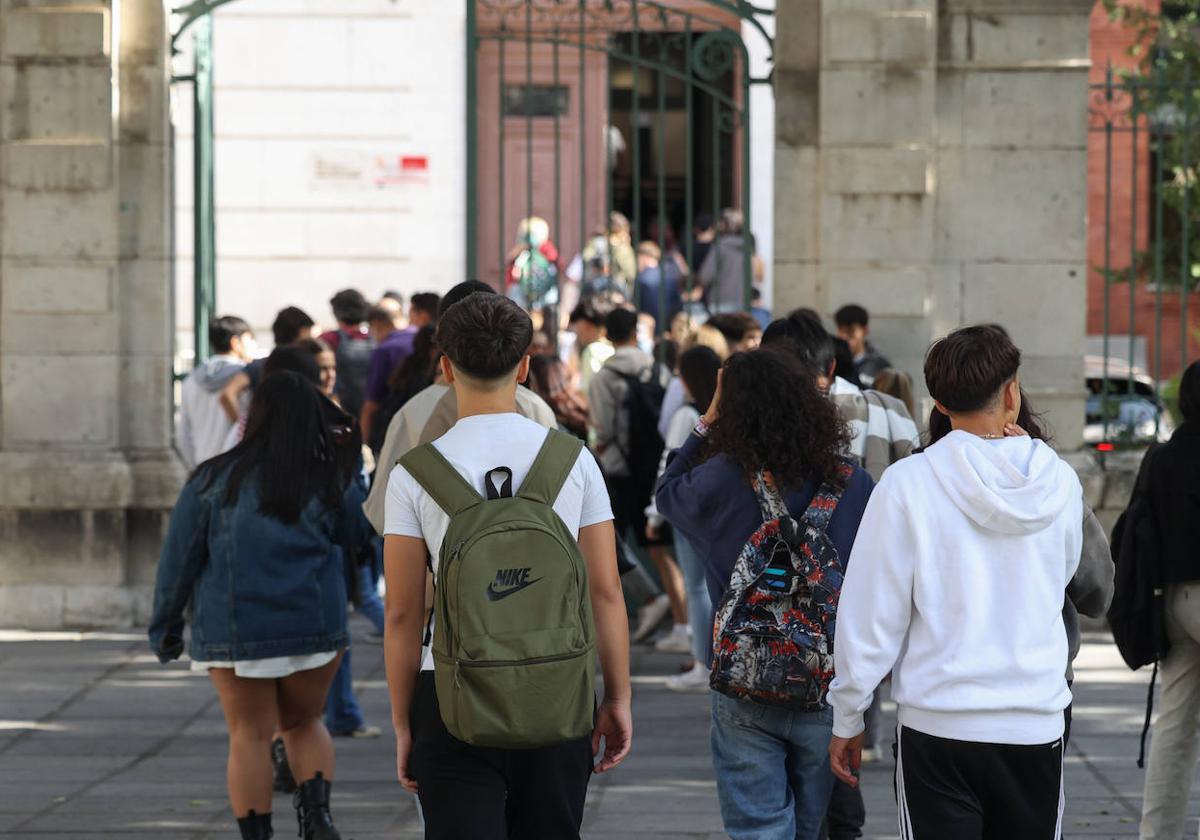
[774,0,1093,448]
[0,0,182,628]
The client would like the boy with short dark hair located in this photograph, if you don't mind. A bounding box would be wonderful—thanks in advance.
[361,292,443,444]
[383,292,632,840]
[218,306,316,423]
[828,325,1084,838]
[706,311,762,353]
[321,289,375,418]
[833,304,891,386]
[569,300,614,392]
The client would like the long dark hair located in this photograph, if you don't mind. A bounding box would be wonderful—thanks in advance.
[196,371,360,523]
[926,388,1051,446]
[527,353,568,402]
[388,325,438,393]
[707,349,850,489]
[678,345,720,415]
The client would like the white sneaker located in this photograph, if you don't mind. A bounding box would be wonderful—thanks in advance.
[633,594,671,643]
[665,663,710,692]
[654,625,693,654]
[861,746,880,764]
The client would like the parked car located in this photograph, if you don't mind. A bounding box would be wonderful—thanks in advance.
[1084,355,1174,448]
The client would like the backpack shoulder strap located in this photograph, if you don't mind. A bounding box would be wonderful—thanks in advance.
[518,430,584,507]
[752,471,790,523]
[802,463,855,531]
[398,443,483,517]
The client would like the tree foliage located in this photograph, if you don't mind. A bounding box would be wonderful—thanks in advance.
[1106,0,1200,289]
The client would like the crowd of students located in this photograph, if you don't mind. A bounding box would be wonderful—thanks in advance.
[151,276,1200,840]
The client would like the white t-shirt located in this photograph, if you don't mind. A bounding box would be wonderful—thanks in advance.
[384,413,613,670]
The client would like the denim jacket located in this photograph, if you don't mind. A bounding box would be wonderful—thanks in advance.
[149,464,371,663]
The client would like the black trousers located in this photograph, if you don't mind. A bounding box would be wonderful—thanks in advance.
[894,725,1064,840]
[409,672,593,840]
[822,778,865,840]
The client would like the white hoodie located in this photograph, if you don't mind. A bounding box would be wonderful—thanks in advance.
[828,430,1083,745]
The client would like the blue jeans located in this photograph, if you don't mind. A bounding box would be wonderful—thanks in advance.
[324,646,364,734]
[674,533,712,666]
[356,550,386,635]
[710,692,835,840]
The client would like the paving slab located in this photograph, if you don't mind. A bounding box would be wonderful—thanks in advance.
[0,626,1195,837]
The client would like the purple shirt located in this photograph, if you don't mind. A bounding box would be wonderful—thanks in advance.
[366,327,417,404]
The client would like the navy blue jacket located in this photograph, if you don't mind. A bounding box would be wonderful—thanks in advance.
[148,464,371,663]
[656,431,874,614]
[635,261,684,332]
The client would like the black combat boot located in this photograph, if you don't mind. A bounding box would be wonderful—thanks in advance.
[236,809,273,840]
[271,738,297,794]
[293,772,342,840]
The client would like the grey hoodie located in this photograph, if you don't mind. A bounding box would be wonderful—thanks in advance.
[177,355,246,469]
[697,234,751,312]
[1066,506,1114,680]
[189,356,245,394]
[587,346,655,477]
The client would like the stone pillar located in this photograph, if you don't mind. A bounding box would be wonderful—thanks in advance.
[932,0,1092,447]
[773,0,1092,449]
[0,0,181,628]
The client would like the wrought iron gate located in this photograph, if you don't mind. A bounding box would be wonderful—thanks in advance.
[171,1,774,365]
[1089,61,1199,446]
[467,0,773,318]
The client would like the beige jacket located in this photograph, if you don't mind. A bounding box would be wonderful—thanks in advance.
[362,383,557,533]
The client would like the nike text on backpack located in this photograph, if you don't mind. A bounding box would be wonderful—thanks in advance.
[399,431,597,749]
[710,465,852,708]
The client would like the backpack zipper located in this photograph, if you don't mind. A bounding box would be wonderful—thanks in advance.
[440,646,595,688]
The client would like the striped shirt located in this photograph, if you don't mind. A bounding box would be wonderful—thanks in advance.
[830,377,921,482]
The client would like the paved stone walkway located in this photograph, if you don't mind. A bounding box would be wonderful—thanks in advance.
[0,624,1195,838]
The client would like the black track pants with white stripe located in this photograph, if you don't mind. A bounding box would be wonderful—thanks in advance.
[893,725,1065,840]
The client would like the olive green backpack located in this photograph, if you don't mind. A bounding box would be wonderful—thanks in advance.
[399,430,596,749]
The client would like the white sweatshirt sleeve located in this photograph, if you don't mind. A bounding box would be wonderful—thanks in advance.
[646,405,701,524]
[828,476,917,738]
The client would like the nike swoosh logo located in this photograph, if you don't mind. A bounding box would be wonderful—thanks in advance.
[485,577,543,602]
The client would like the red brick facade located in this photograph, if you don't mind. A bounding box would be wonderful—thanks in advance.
[1087,0,1199,380]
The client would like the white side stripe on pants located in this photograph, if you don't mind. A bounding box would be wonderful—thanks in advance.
[896,727,913,840]
[1054,741,1065,840]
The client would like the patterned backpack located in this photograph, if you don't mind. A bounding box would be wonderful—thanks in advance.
[710,464,853,709]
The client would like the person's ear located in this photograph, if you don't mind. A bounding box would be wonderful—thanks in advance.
[1006,377,1022,419]
[516,355,531,385]
[440,355,456,384]
[933,400,951,417]
[827,360,837,381]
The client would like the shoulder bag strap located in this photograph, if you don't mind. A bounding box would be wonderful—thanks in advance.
[802,463,854,532]
[518,430,585,507]
[398,443,483,517]
[752,470,790,523]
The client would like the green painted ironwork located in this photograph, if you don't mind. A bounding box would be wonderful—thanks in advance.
[170,2,224,368]
[171,0,241,48]
[192,15,216,366]
[470,0,771,324]
[1090,60,1199,447]
[466,1,479,280]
